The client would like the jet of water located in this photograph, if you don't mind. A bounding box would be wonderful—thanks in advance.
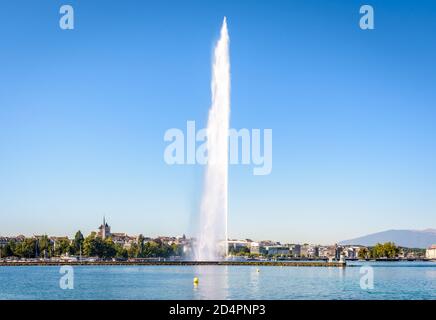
[196,17,230,261]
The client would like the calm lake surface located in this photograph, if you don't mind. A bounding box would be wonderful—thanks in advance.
[0,261,435,299]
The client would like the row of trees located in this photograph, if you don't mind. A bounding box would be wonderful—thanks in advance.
[0,231,182,259]
[0,233,82,259]
[358,242,399,259]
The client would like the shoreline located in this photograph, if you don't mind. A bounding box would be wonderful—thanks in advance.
[0,261,348,267]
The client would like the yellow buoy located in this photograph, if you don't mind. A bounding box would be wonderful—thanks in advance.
[256,268,260,273]
[193,277,199,285]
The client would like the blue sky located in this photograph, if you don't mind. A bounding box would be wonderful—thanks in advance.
[1,0,435,244]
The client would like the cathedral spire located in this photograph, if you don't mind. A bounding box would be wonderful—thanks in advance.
[99,216,110,240]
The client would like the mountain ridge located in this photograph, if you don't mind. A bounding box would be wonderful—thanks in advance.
[339,229,436,249]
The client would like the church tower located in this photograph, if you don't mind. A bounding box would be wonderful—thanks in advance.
[98,216,111,240]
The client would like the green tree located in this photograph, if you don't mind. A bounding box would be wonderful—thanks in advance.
[358,247,369,260]
[171,243,183,256]
[115,244,128,260]
[16,238,37,258]
[38,235,52,258]
[7,241,17,257]
[144,241,160,257]
[383,242,399,258]
[370,242,399,258]
[83,232,99,257]
[128,243,139,258]
[54,239,72,256]
[102,238,116,259]
[1,242,15,257]
[372,243,385,258]
[137,234,145,257]
[73,231,84,255]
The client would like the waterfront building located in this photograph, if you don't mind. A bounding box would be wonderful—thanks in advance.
[426,245,436,259]
[174,235,192,254]
[318,246,330,258]
[300,244,310,257]
[111,233,136,249]
[228,240,250,250]
[250,242,260,254]
[157,236,178,245]
[290,244,301,257]
[343,247,358,259]
[0,235,25,247]
[335,244,343,260]
[250,242,259,254]
[259,240,280,247]
[265,245,290,256]
[97,218,139,248]
[307,245,319,258]
[318,245,338,259]
[352,246,365,259]
[350,248,357,259]
[249,242,270,255]
[0,237,8,246]
[98,217,111,240]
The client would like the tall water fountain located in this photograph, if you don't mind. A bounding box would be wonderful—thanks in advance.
[196,17,230,261]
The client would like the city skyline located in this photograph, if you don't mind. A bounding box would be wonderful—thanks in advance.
[1,216,435,249]
[1,0,436,244]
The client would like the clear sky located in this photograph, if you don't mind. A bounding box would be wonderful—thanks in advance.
[1,0,435,244]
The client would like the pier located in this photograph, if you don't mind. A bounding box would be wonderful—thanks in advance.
[0,260,347,267]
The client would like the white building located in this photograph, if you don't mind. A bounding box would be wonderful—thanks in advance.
[426,245,436,259]
[250,242,261,254]
[111,233,136,249]
[265,245,289,256]
[343,247,358,259]
[307,245,319,258]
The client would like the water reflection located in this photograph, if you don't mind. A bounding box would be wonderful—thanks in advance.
[248,266,260,298]
[425,270,436,279]
[193,266,229,299]
[338,266,346,279]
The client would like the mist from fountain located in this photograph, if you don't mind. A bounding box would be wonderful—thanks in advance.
[195,17,230,261]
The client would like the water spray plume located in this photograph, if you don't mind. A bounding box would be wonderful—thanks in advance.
[196,17,230,261]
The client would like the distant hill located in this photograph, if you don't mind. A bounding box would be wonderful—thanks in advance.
[339,229,436,249]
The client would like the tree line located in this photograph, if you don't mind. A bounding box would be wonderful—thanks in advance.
[0,231,183,259]
[357,242,399,259]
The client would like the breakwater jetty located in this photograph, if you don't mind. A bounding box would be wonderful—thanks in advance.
[0,260,347,267]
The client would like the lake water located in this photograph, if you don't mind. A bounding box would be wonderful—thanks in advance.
[0,261,435,299]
